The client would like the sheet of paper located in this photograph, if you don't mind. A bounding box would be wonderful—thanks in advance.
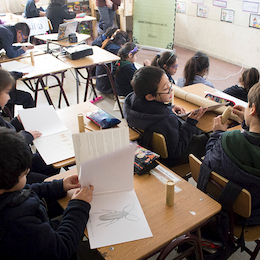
[87,189,153,249]
[79,145,136,194]
[33,131,75,165]
[18,106,68,137]
[1,60,32,72]
[73,127,129,172]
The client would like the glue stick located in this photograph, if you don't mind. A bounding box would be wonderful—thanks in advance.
[166,180,174,206]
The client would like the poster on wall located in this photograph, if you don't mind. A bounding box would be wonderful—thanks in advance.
[197,5,208,18]
[249,13,260,29]
[176,2,186,13]
[132,0,176,49]
[221,9,234,23]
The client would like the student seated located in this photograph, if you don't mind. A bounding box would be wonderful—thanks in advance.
[25,0,46,18]
[177,51,214,88]
[203,82,260,225]
[123,66,208,167]
[92,26,117,47]
[151,52,178,84]
[0,127,94,259]
[95,29,129,94]
[113,42,138,97]
[223,67,259,102]
[0,68,59,183]
[0,22,34,58]
[46,0,76,33]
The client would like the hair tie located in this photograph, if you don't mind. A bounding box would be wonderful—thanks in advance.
[156,54,160,59]
[194,54,198,58]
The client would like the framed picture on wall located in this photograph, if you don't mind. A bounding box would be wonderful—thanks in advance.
[176,2,186,13]
[197,5,208,18]
[249,13,260,29]
[221,9,234,23]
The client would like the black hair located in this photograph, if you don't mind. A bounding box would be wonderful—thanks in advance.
[14,22,30,37]
[105,27,118,38]
[183,51,209,86]
[101,29,129,49]
[0,68,15,92]
[248,82,260,120]
[50,0,65,4]
[0,128,32,190]
[131,66,165,99]
[151,51,177,70]
[241,68,260,91]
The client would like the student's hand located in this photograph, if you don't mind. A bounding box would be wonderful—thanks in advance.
[172,105,186,115]
[143,59,151,66]
[63,174,81,192]
[105,0,113,8]
[71,185,94,204]
[188,107,207,121]
[212,115,228,132]
[22,73,29,77]
[233,105,245,121]
[28,130,42,139]
[21,46,34,52]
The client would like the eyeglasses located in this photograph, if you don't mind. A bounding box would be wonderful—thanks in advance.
[170,64,178,69]
[156,82,172,95]
[21,32,26,43]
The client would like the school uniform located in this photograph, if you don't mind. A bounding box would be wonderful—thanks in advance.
[203,129,260,225]
[24,0,41,18]
[0,180,90,260]
[0,25,25,58]
[0,116,59,181]
[96,42,121,94]
[123,92,207,166]
[223,85,248,102]
[177,75,214,88]
[114,60,136,96]
[46,3,76,33]
[92,33,107,47]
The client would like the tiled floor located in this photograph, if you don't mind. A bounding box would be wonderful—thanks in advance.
[14,41,259,260]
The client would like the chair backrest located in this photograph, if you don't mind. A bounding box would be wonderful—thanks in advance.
[189,154,251,219]
[151,132,168,159]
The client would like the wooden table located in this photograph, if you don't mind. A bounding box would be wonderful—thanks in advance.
[46,165,221,260]
[53,101,140,168]
[1,54,72,108]
[58,46,119,104]
[175,84,242,133]
[34,33,90,53]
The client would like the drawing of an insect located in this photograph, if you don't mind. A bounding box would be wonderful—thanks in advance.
[95,204,139,227]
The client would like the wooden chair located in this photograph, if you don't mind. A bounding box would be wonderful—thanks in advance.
[189,154,260,260]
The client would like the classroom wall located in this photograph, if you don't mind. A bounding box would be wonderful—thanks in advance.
[174,0,260,69]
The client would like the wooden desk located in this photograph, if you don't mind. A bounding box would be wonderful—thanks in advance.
[1,54,71,107]
[34,33,90,53]
[58,46,119,104]
[46,165,221,260]
[53,102,140,168]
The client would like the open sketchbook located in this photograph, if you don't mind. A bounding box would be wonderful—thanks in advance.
[18,106,74,165]
[78,144,153,249]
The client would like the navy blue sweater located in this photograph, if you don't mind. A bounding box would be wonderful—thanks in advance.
[0,180,90,259]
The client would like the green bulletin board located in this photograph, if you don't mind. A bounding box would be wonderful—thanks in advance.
[132,0,176,49]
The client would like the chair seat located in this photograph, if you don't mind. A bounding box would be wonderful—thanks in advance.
[234,224,260,241]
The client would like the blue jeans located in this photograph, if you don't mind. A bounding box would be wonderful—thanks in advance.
[98,6,116,33]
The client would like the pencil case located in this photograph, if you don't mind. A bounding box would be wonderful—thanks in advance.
[86,109,121,129]
[205,93,235,106]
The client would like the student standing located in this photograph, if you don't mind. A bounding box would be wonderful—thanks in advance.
[24,0,46,18]
[124,66,208,167]
[96,0,121,33]
[223,68,259,102]
[46,0,76,33]
[0,23,34,58]
[151,52,178,84]
[0,127,94,260]
[177,51,214,88]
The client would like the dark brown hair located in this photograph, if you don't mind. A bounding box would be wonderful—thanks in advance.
[241,68,259,91]
[151,52,177,70]
[0,68,15,92]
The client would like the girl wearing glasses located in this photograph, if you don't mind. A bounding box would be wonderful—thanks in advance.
[151,52,178,84]
[177,51,214,88]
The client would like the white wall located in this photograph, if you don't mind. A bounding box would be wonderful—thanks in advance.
[174,0,260,69]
